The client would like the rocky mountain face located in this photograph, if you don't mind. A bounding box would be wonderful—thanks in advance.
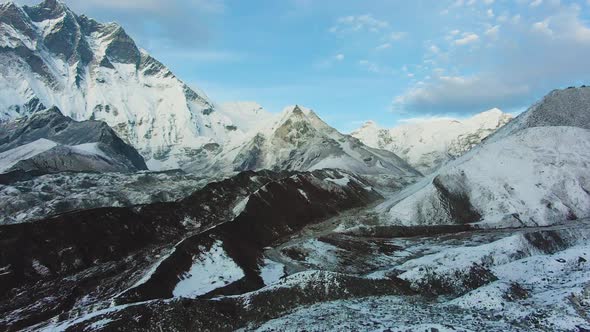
[352,108,513,174]
[487,86,590,142]
[188,105,422,180]
[0,0,241,169]
[378,87,590,229]
[0,106,147,174]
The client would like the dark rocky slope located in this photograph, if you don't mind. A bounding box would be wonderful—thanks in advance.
[0,169,382,331]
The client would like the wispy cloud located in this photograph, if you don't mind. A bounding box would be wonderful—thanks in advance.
[395,0,590,114]
[329,14,390,34]
[359,60,395,75]
[454,33,480,45]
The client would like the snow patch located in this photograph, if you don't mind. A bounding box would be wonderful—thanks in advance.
[259,259,285,286]
[232,196,249,217]
[173,241,244,298]
[326,175,351,187]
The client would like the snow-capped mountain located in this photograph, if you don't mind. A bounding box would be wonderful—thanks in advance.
[0,0,242,169]
[0,0,421,177]
[0,106,147,174]
[352,109,513,174]
[378,87,590,228]
[186,105,421,178]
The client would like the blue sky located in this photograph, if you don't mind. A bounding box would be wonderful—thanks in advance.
[16,0,590,132]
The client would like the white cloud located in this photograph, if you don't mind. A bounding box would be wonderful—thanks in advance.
[537,10,590,43]
[454,33,479,45]
[395,3,590,114]
[485,25,500,39]
[532,19,553,35]
[359,60,394,75]
[530,0,543,7]
[314,53,345,69]
[330,14,390,34]
[390,31,407,40]
[376,43,392,51]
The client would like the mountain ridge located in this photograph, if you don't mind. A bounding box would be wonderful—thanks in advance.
[185,105,422,180]
[0,106,147,173]
[352,108,513,173]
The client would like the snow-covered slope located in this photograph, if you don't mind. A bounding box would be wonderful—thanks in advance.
[218,101,277,134]
[352,109,513,174]
[186,105,421,178]
[0,107,147,173]
[0,138,57,172]
[378,87,590,228]
[0,0,242,169]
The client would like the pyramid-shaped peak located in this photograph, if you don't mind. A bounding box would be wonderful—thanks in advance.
[36,0,68,10]
[24,0,73,21]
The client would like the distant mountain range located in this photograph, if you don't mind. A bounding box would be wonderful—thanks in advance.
[187,105,421,179]
[352,109,513,174]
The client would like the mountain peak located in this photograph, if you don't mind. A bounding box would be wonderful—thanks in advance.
[292,105,303,114]
[480,107,503,115]
[24,0,71,20]
[517,85,590,130]
[469,108,512,125]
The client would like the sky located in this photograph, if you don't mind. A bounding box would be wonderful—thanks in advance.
[13,0,590,132]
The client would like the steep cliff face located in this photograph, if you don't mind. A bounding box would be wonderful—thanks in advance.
[0,0,240,169]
